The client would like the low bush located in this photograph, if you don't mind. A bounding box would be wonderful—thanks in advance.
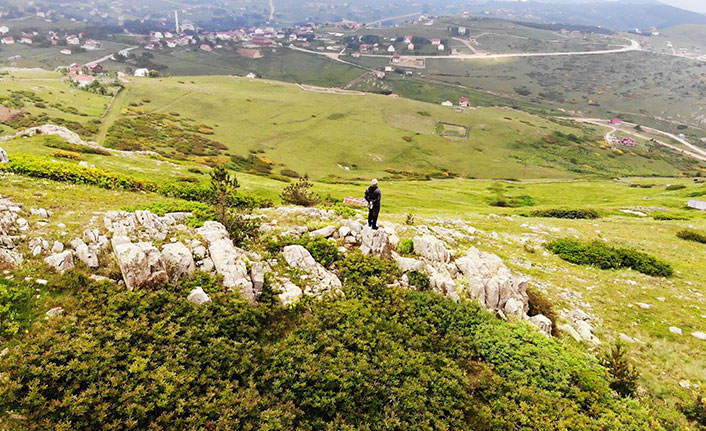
[407,270,430,291]
[43,138,112,156]
[52,149,82,160]
[665,184,686,191]
[598,343,640,398]
[546,238,673,277]
[398,238,414,255]
[280,168,300,178]
[223,210,261,247]
[280,177,320,207]
[0,271,679,430]
[0,154,157,192]
[682,391,706,427]
[0,278,35,340]
[531,208,600,219]
[490,195,534,208]
[653,213,689,221]
[526,286,559,336]
[324,204,357,218]
[337,251,400,300]
[677,229,706,245]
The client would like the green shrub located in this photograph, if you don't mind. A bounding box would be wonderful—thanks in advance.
[653,213,689,221]
[43,139,112,156]
[677,229,706,245]
[398,238,414,255]
[281,168,300,178]
[280,177,320,207]
[0,278,35,340]
[531,208,600,219]
[337,251,401,300]
[224,210,261,247]
[405,213,416,225]
[526,287,559,336]
[407,270,430,291]
[324,203,357,218]
[0,272,675,430]
[546,238,673,277]
[598,343,640,398]
[682,391,706,427]
[52,149,82,160]
[0,154,157,192]
[490,195,534,208]
[665,184,686,191]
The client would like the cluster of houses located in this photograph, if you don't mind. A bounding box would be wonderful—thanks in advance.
[0,28,101,51]
[66,62,103,87]
[440,97,472,109]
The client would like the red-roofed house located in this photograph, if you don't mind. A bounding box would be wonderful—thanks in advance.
[459,97,470,108]
[88,63,103,74]
[610,118,623,125]
[431,38,441,45]
[68,63,83,74]
[71,74,95,87]
[200,44,213,52]
[403,35,413,44]
[618,137,638,147]
[1,37,14,45]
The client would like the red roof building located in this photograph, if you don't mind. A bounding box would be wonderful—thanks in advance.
[459,97,470,107]
[610,118,623,125]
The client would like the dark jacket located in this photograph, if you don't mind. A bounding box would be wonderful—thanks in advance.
[365,185,381,207]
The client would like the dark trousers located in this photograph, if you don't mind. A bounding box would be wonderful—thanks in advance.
[368,204,380,229]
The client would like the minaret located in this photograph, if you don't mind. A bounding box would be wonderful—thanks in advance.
[175,10,180,34]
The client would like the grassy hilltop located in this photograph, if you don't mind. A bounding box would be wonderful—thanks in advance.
[1,69,706,429]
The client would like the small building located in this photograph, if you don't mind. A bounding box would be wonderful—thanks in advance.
[88,63,103,74]
[68,63,83,74]
[343,196,367,207]
[66,35,80,45]
[403,35,413,44]
[387,45,395,53]
[60,49,72,55]
[407,43,415,51]
[438,44,445,51]
[384,66,394,72]
[134,68,150,77]
[0,37,14,45]
[441,100,453,107]
[459,97,470,108]
[431,39,441,45]
[20,37,32,44]
[246,72,257,78]
[610,118,623,125]
[200,44,213,52]
[391,52,401,63]
[72,74,95,87]
[687,199,706,210]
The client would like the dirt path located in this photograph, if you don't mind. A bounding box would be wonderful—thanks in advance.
[452,37,479,55]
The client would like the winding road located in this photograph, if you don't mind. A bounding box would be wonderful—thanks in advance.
[573,117,706,163]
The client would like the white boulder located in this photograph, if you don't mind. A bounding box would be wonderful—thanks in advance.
[44,251,74,274]
[283,245,341,297]
[187,286,212,305]
[112,237,168,290]
[162,242,196,284]
[413,235,450,263]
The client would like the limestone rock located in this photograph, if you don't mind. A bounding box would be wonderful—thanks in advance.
[112,237,168,290]
[51,241,64,253]
[0,249,22,266]
[692,331,706,341]
[361,227,393,259]
[70,238,99,268]
[309,225,336,238]
[45,306,64,318]
[44,251,74,274]
[0,147,8,163]
[30,208,50,218]
[197,221,255,303]
[413,235,450,263]
[187,286,212,305]
[251,262,265,299]
[392,253,424,273]
[669,326,682,335]
[429,272,459,301]
[530,314,553,335]
[162,242,196,284]
[283,245,342,297]
[558,324,582,342]
[278,281,303,306]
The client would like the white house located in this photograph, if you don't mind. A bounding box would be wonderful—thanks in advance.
[60,49,72,55]
[387,45,395,53]
[438,44,445,51]
[1,37,14,45]
[134,68,150,77]
[407,43,415,51]
[246,72,257,78]
[441,100,453,107]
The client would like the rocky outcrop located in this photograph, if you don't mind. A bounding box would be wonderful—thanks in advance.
[0,196,23,267]
[360,227,393,259]
[44,251,74,274]
[162,242,196,284]
[104,210,179,241]
[0,147,8,163]
[111,236,168,291]
[413,235,451,263]
[309,225,336,238]
[70,238,99,268]
[283,245,342,297]
[197,221,255,303]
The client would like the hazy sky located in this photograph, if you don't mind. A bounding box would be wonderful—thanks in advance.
[660,0,706,13]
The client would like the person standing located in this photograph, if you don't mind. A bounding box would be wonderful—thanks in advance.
[365,179,381,230]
